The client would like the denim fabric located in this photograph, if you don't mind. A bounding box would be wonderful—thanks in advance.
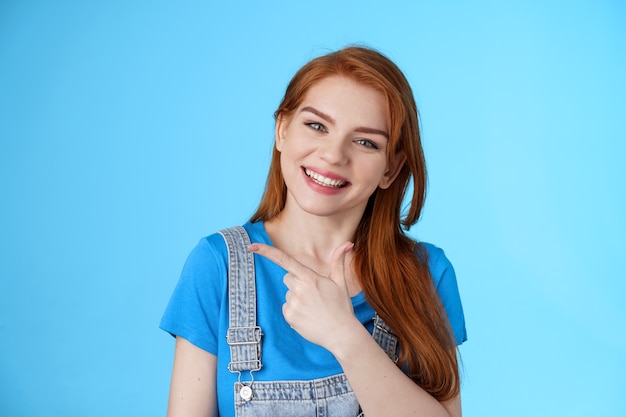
[220,226,397,417]
[234,374,361,417]
[220,227,263,373]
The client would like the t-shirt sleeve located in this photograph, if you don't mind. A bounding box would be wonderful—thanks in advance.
[423,243,467,346]
[159,235,227,354]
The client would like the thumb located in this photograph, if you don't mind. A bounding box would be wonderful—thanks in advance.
[329,241,354,287]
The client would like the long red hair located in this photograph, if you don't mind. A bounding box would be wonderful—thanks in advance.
[251,46,459,400]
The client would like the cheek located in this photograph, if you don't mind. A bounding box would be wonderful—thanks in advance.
[279,137,316,161]
[370,165,387,189]
[364,159,389,181]
[279,148,302,183]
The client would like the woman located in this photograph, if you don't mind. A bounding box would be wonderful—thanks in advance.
[161,46,467,417]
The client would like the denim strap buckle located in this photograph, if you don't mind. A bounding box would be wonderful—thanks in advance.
[372,314,399,363]
[219,226,264,374]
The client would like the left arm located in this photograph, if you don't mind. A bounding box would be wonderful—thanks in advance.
[331,320,461,417]
[249,242,461,417]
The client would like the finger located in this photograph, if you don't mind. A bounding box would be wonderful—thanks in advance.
[283,272,297,289]
[248,243,313,276]
[329,241,354,287]
[281,302,293,328]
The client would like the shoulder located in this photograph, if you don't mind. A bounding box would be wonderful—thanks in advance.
[416,242,455,290]
[181,232,229,275]
[159,231,233,353]
[415,241,468,345]
[182,222,267,277]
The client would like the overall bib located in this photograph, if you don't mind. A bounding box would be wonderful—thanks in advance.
[219,227,399,417]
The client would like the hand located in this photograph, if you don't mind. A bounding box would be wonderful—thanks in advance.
[248,241,358,352]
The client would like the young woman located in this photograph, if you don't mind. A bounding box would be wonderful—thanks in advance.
[161,46,467,417]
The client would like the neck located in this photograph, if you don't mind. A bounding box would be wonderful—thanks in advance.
[264,205,363,275]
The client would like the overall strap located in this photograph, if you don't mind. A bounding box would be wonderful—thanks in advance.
[372,314,399,363]
[218,226,263,373]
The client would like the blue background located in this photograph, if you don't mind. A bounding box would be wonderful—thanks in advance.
[1,1,624,416]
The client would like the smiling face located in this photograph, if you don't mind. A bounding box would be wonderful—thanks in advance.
[275,75,405,222]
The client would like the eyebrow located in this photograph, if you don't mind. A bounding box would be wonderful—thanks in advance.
[300,106,389,139]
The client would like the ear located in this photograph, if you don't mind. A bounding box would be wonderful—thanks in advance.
[378,151,406,189]
[275,114,290,152]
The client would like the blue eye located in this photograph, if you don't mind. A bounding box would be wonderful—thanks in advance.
[356,139,379,149]
[306,122,326,132]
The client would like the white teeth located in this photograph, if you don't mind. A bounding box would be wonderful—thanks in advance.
[304,168,347,188]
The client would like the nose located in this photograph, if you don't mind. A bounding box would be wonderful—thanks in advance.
[318,136,348,166]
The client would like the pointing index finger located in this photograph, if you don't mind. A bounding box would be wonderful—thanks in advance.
[248,243,311,276]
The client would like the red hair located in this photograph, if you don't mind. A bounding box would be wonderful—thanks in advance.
[251,46,459,400]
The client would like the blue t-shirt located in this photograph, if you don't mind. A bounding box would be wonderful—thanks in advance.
[160,221,466,416]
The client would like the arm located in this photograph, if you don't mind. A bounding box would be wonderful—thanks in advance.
[249,242,461,417]
[167,336,218,417]
[332,321,461,417]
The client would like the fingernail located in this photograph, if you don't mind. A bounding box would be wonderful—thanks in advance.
[248,244,259,252]
[345,242,355,253]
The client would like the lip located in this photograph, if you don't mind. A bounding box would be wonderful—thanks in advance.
[301,166,350,194]
[303,166,349,182]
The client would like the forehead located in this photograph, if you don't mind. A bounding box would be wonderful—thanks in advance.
[297,76,389,128]
[303,75,384,101]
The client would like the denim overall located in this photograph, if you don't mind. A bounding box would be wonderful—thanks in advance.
[219,226,400,417]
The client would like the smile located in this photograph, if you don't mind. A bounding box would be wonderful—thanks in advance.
[303,168,348,188]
